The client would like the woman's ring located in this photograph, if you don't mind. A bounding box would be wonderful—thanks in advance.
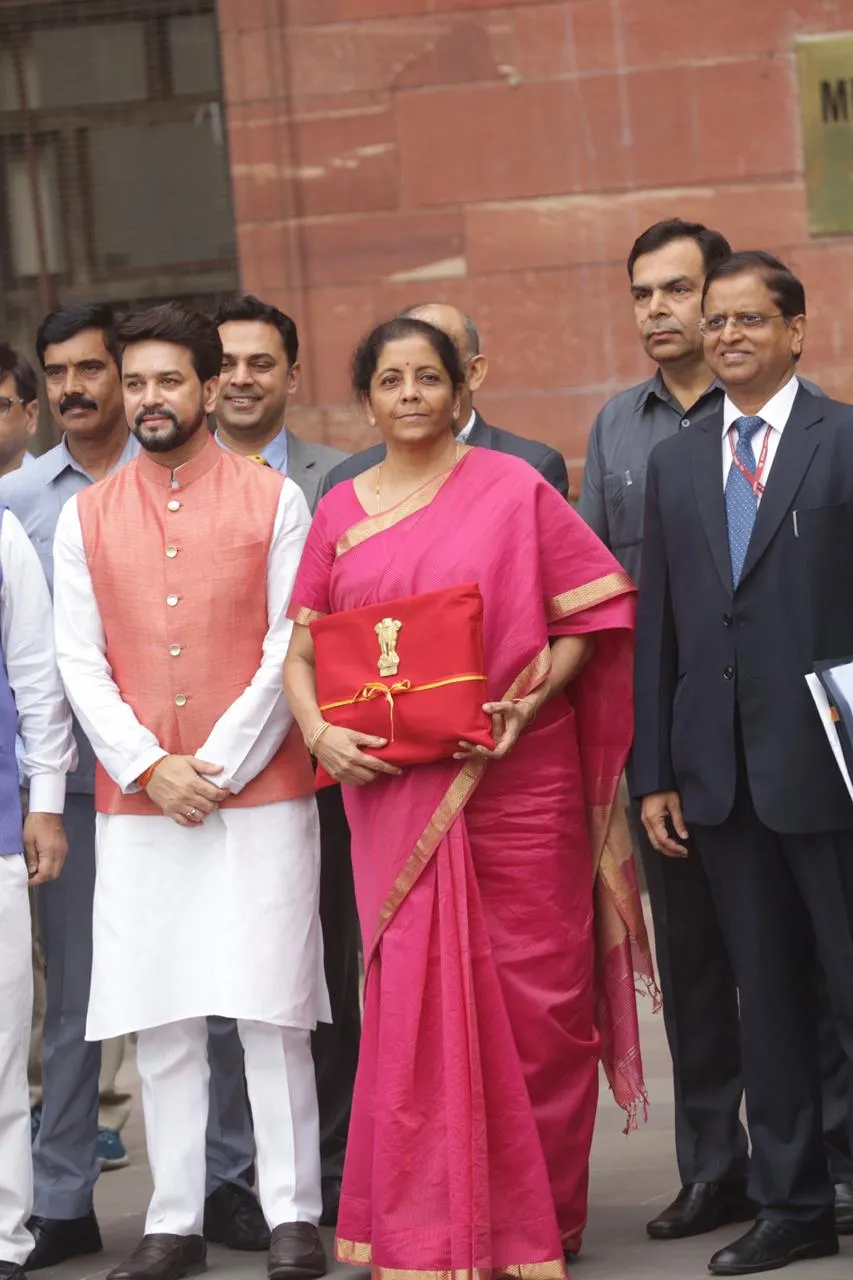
[187,807,198,819]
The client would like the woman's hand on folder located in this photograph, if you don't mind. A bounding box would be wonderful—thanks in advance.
[315,725,403,786]
[455,694,541,762]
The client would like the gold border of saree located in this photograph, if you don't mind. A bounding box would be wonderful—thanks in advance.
[335,1237,567,1280]
[335,459,466,558]
[546,571,634,622]
[368,644,552,958]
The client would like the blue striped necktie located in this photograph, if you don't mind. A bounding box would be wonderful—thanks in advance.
[725,415,765,587]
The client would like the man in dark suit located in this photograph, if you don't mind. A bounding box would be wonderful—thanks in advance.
[320,302,569,498]
[633,250,853,1276]
[212,295,359,1230]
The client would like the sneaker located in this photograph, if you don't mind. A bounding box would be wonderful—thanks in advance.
[96,1128,130,1171]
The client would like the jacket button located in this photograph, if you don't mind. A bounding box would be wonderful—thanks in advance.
[175,694,187,708]
[722,613,733,627]
[723,666,734,680]
[167,500,181,512]
[166,594,179,607]
[169,644,182,657]
[166,545,178,559]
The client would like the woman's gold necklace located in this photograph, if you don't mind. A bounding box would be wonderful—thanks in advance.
[375,441,462,514]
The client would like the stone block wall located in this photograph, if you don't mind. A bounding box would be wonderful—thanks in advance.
[217,0,853,490]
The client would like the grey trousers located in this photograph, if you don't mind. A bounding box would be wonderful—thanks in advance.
[33,794,255,1218]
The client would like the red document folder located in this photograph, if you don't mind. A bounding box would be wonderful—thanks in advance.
[310,583,495,785]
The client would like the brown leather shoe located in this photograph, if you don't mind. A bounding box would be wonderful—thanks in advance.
[107,1234,206,1280]
[268,1224,327,1280]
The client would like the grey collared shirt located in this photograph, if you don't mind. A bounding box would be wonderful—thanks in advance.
[0,433,140,793]
[577,371,724,584]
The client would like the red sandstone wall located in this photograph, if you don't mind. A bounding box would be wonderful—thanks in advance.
[216,0,853,491]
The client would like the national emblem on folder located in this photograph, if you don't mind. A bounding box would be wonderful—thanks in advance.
[310,584,495,785]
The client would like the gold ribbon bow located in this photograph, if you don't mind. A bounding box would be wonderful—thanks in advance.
[320,674,488,744]
[352,681,412,741]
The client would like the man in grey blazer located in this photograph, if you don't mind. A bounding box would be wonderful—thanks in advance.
[214,296,358,1227]
[320,303,569,499]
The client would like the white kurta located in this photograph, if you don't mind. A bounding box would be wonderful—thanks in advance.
[52,478,330,1041]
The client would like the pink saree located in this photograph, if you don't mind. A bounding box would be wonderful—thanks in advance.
[288,449,652,1279]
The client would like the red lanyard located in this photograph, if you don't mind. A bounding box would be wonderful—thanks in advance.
[728,423,772,496]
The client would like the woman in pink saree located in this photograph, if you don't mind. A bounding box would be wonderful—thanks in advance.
[284,318,652,1279]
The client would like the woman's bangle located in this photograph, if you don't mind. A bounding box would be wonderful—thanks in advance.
[136,757,167,791]
[308,722,331,755]
[513,691,543,722]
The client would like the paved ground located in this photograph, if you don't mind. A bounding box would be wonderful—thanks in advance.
[41,997,850,1280]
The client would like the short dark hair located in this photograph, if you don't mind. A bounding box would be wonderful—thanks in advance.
[627,218,732,279]
[0,344,37,403]
[351,317,465,399]
[117,303,223,384]
[213,294,299,367]
[36,302,121,369]
[702,250,807,317]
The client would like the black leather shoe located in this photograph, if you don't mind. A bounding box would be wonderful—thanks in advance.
[708,1220,838,1275]
[319,1177,341,1228]
[0,1264,28,1280]
[647,1180,755,1240]
[107,1234,206,1280]
[203,1182,270,1252]
[25,1210,103,1270]
[835,1182,853,1235]
[268,1224,327,1280]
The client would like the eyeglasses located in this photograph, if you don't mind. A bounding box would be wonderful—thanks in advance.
[0,397,27,419]
[699,312,787,335]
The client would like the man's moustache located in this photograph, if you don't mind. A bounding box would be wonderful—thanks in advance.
[135,408,179,426]
[59,395,98,414]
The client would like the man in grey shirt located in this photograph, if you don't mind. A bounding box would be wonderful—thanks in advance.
[578,218,853,1243]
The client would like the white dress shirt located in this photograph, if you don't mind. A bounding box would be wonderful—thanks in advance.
[1,510,76,812]
[52,480,309,796]
[456,409,477,443]
[722,374,799,500]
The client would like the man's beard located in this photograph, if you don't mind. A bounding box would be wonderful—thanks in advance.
[132,401,207,453]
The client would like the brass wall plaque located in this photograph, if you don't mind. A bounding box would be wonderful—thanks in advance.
[798,34,853,235]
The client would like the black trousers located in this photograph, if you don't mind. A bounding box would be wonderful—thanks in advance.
[312,783,361,1183]
[692,765,853,1225]
[634,804,747,1184]
[636,803,853,1191]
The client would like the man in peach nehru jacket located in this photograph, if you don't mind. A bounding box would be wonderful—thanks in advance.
[52,303,330,1280]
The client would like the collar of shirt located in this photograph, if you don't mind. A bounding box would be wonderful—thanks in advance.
[214,424,289,473]
[42,432,140,485]
[722,374,800,439]
[456,410,477,444]
[633,367,723,415]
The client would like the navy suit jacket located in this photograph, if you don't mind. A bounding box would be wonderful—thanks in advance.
[632,385,853,834]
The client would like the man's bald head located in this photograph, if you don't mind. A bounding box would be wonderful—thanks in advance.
[399,302,487,425]
[401,303,480,361]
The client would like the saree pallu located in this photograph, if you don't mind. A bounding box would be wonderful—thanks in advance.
[288,449,652,1278]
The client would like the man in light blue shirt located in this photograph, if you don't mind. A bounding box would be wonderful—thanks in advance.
[214,295,347,514]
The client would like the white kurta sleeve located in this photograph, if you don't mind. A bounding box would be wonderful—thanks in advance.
[53,497,167,793]
[195,479,310,793]
[0,510,77,813]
